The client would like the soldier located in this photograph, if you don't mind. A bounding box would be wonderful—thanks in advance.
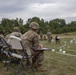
[6,27,22,41]
[55,34,60,44]
[39,31,43,40]
[21,22,46,71]
[7,27,22,54]
[43,35,47,40]
[10,27,22,38]
[47,29,52,43]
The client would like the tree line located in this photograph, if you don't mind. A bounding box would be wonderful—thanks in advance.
[0,17,76,35]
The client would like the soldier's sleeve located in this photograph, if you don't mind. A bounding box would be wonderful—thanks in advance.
[33,33,39,48]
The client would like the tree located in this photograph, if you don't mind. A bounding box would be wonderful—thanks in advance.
[49,18,66,33]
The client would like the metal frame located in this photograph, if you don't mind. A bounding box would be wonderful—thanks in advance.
[0,36,34,75]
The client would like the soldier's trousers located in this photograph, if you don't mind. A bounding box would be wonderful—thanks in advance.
[30,50,44,66]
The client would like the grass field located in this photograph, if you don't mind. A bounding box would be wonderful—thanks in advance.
[0,33,76,75]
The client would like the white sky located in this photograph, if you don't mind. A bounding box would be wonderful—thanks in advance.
[0,0,76,23]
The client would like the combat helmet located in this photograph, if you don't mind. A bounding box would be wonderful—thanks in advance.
[14,27,20,32]
[29,22,39,29]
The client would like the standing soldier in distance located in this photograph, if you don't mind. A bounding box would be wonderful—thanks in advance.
[55,34,60,44]
[21,22,47,71]
[39,31,43,40]
[47,29,52,43]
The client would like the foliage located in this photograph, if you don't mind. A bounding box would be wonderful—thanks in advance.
[0,17,76,35]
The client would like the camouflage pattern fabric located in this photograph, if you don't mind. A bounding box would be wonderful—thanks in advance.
[47,31,52,42]
[10,32,22,38]
[29,22,39,29]
[6,31,22,55]
[7,31,22,44]
[40,32,43,40]
[21,30,44,65]
[6,26,22,40]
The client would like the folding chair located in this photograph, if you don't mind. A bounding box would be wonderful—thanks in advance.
[0,36,13,71]
[7,36,34,75]
[0,36,11,59]
[0,36,50,75]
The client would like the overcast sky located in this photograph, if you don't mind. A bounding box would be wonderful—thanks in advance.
[0,0,76,23]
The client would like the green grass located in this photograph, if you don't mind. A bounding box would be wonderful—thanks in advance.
[0,37,76,75]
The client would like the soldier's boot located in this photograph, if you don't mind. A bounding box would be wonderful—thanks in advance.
[37,65,47,72]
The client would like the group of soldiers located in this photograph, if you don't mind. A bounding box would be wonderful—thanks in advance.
[39,30,60,44]
[1,22,47,72]
[0,22,60,72]
[39,29,53,43]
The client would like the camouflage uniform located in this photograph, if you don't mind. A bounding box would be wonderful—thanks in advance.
[21,22,45,71]
[7,27,22,54]
[39,31,43,40]
[21,30,44,65]
[10,27,22,38]
[9,31,22,38]
[7,27,22,41]
[47,29,52,43]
